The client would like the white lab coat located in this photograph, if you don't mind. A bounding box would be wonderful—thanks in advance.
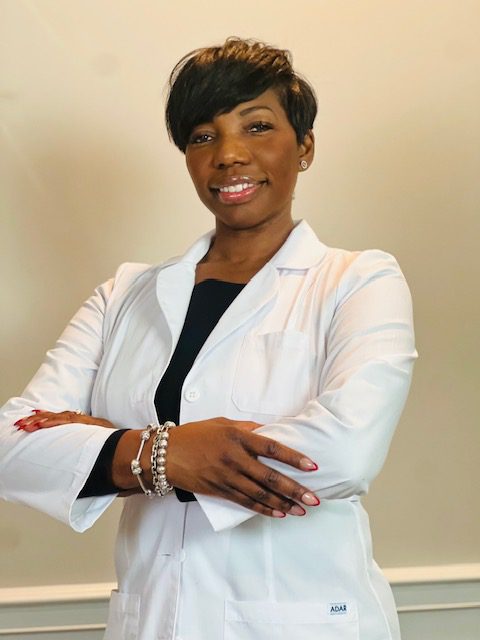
[0,221,417,640]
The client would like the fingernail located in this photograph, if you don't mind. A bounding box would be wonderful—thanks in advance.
[32,409,42,414]
[300,458,318,471]
[14,420,25,426]
[272,510,286,518]
[301,492,320,506]
[288,505,306,516]
[16,425,25,431]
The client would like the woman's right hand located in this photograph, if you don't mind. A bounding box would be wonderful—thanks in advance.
[166,417,320,518]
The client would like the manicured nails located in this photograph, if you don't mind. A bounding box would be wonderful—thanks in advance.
[300,458,318,471]
[288,505,306,516]
[301,492,320,506]
[272,510,286,518]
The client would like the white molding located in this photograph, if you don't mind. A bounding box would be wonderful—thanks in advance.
[0,624,106,637]
[397,602,480,613]
[0,582,116,606]
[384,563,480,585]
[1,563,479,606]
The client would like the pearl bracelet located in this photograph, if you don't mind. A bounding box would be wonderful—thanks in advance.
[151,421,175,496]
[130,424,156,498]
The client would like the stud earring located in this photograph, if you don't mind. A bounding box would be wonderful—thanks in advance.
[300,160,308,170]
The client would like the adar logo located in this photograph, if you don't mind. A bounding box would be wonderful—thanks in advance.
[329,602,348,615]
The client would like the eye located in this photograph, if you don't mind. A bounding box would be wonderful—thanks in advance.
[248,121,273,133]
[188,132,214,145]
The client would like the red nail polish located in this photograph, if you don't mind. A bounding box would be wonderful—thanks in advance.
[32,409,42,414]
[16,425,25,431]
[14,420,24,426]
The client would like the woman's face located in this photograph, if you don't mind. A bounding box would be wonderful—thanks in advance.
[185,88,314,232]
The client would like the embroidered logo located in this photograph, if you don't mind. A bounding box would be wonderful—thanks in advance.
[329,602,348,615]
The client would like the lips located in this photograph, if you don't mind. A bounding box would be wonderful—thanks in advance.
[210,175,266,205]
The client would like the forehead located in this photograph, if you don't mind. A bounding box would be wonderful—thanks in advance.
[212,88,288,123]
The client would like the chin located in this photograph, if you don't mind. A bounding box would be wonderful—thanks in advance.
[216,208,293,232]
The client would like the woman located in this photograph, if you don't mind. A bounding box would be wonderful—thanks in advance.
[0,38,416,639]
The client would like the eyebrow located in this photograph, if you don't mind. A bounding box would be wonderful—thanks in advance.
[238,105,275,116]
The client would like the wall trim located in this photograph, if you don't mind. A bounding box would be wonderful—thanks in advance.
[384,562,480,585]
[1,563,479,606]
[0,624,106,637]
[0,582,116,606]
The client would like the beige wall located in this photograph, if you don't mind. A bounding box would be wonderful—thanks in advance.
[1,0,479,587]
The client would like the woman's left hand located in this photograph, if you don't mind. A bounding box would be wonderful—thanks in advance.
[14,410,115,432]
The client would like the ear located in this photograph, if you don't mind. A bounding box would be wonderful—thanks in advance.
[298,130,315,169]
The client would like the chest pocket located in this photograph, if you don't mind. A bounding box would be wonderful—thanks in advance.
[232,331,312,417]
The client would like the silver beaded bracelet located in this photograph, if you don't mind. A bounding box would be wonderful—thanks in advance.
[130,424,156,498]
[151,421,175,496]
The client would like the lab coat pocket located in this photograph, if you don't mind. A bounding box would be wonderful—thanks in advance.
[104,590,140,640]
[224,600,358,640]
[232,331,312,417]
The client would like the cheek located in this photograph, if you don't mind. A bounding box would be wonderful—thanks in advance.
[268,154,299,195]
[186,158,208,196]
[262,139,299,180]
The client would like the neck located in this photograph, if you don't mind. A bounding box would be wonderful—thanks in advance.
[205,216,295,267]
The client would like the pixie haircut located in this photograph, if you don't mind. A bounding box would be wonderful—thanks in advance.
[165,38,317,153]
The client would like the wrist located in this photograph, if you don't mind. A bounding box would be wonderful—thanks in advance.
[112,429,154,490]
[150,422,175,496]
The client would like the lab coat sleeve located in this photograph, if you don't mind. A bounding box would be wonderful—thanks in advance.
[196,250,418,531]
[0,263,148,532]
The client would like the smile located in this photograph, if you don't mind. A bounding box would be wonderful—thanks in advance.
[218,182,255,193]
[215,182,263,204]
[210,175,266,205]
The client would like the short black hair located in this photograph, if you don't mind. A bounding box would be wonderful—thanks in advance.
[165,37,317,153]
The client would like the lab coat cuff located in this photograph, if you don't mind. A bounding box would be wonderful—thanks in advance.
[195,493,256,532]
[65,426,121,532]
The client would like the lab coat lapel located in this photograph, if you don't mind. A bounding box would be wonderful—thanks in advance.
[155,262,196,352]
[154,229,214,351]
[196,221,327,358]
[195,264,279,363]
[153,220,325,361]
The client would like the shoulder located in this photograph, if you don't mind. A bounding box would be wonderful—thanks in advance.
[110,262,155,294]
[307,240,411,309]
[321,249,414,325]
[90,262,158,313]
[324,246,404,282]
[309,232,405,279]
[288,221,404,281]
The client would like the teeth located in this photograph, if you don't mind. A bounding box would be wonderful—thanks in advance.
[219,182,254,193]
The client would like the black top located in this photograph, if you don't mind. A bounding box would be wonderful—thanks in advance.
[79,279,245,499]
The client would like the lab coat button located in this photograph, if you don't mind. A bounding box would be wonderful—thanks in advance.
[185,388,200,402]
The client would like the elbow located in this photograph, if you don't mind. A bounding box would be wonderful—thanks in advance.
[314,432,390,500]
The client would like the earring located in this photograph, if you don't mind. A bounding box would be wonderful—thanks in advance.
[299,160,308,170]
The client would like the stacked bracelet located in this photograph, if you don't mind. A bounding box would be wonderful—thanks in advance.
[130,424,156,498]
[151,421,175,496]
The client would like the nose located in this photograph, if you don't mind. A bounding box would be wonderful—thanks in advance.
[213,133,251,169]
